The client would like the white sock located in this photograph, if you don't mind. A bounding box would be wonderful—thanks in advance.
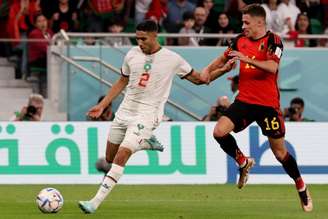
[90,164,124,209]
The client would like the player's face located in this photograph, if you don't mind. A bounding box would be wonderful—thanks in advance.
[242,14,263,38]
[136,31,156,54]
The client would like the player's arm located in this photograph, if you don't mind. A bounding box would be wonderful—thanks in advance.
[208,59,236,82]
[99,76,129,108]
[183,70,209,85]
[87,76,129,118]
[228,33,283,74]
[203,35,240,74]
[230,52,279,74]
[203,54,229,74]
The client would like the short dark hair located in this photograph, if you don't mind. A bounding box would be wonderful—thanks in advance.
[182,11,194,21]
[241,4,266,20]
[33,13,46,24]
[291,97,304,107]
[136,20,158,33]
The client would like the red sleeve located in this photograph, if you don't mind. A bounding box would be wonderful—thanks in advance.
[267,33,283,63]
[7,3,21,46]
[223,34,242,58]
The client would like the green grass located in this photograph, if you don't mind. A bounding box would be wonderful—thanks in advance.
[1,184,327,219]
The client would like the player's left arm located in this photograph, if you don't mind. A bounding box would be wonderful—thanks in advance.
[229,51,279,74]
[228,33,283,74]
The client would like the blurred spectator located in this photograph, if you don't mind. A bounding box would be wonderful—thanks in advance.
[262,0,284,34]
[319,27,328,47]
[283,97,314,121]
[135,0,168,25]
[178,11,198,46]
[198,0,219,32]
[11,93,44,121]
[227,74,239,100]
[145,0,168,25]
[193,7,215,45]
[293,12,317,47]
[7,0,41,78]
[103,18,132,46]
[277,0,301,35]
[28,13,53,98]
[296,0,322,21]
[215,12,234,46]
[78,0,103,32]
[322,0,328,28]
[87,95,114,121]
[163,0,195,33]
[0,0,13,57]
[50,0,79,33]
[135,0,153,25]
[202,96,231,121]
[224,0,242,32]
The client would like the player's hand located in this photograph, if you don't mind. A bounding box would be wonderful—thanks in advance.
[228,51,248,63]
[87,104,105,119]
[223,58,237,72]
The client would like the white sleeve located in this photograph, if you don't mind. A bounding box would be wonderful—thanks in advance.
[174,55,193,78]
[121,54,130,77]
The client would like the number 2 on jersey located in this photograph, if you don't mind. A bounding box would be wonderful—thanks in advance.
[138,73,150,87]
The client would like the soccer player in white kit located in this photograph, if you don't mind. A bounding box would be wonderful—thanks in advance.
[78,20,231,214]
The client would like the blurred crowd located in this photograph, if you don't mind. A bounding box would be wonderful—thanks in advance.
[0,0,327,81]
[0,0,322,121]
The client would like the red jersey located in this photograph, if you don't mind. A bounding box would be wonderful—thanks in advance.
[224,31,283,108]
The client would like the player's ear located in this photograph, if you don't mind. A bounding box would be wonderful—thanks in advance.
[150,31,157,38]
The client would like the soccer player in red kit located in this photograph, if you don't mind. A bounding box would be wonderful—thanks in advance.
[203,4,313,212]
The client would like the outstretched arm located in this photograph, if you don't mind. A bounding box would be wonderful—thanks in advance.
[88,76,129,118]
[208,59,237,82]
[183,70,208,85]
[203,54,229,74]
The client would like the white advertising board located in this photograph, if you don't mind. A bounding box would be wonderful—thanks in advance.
[0,122,327,184]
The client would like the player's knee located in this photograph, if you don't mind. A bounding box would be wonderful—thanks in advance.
[213,127,227,138]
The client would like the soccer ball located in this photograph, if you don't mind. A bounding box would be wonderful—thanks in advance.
[36,188,64,213]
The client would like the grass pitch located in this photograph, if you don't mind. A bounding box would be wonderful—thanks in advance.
[1,184,327,219]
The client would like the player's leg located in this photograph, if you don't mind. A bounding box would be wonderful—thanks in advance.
[79,121,153,214]
[268,137,313,212]
[213,100,255,188]
[96,141,120,173]
[79,146,133,214]
[257,106,312,212]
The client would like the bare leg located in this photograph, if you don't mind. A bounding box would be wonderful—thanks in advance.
[96,141,120,173]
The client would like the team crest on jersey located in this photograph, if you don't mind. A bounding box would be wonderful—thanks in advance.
[144,63,151,71]
[133,123,145,136]
[258,41,265,51]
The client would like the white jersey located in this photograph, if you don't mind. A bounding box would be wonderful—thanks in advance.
[116,46,192,122]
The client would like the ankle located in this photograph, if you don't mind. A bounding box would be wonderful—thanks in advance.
[295,177,306,192]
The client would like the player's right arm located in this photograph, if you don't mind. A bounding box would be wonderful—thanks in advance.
[87,76,129,119]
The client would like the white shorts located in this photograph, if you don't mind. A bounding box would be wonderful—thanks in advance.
[108,115,159,153]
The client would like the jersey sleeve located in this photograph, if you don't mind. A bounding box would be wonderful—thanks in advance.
[121,54,131,77]
[175,55,193,79]
[267,33,284,63]
[223,34,241,58]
